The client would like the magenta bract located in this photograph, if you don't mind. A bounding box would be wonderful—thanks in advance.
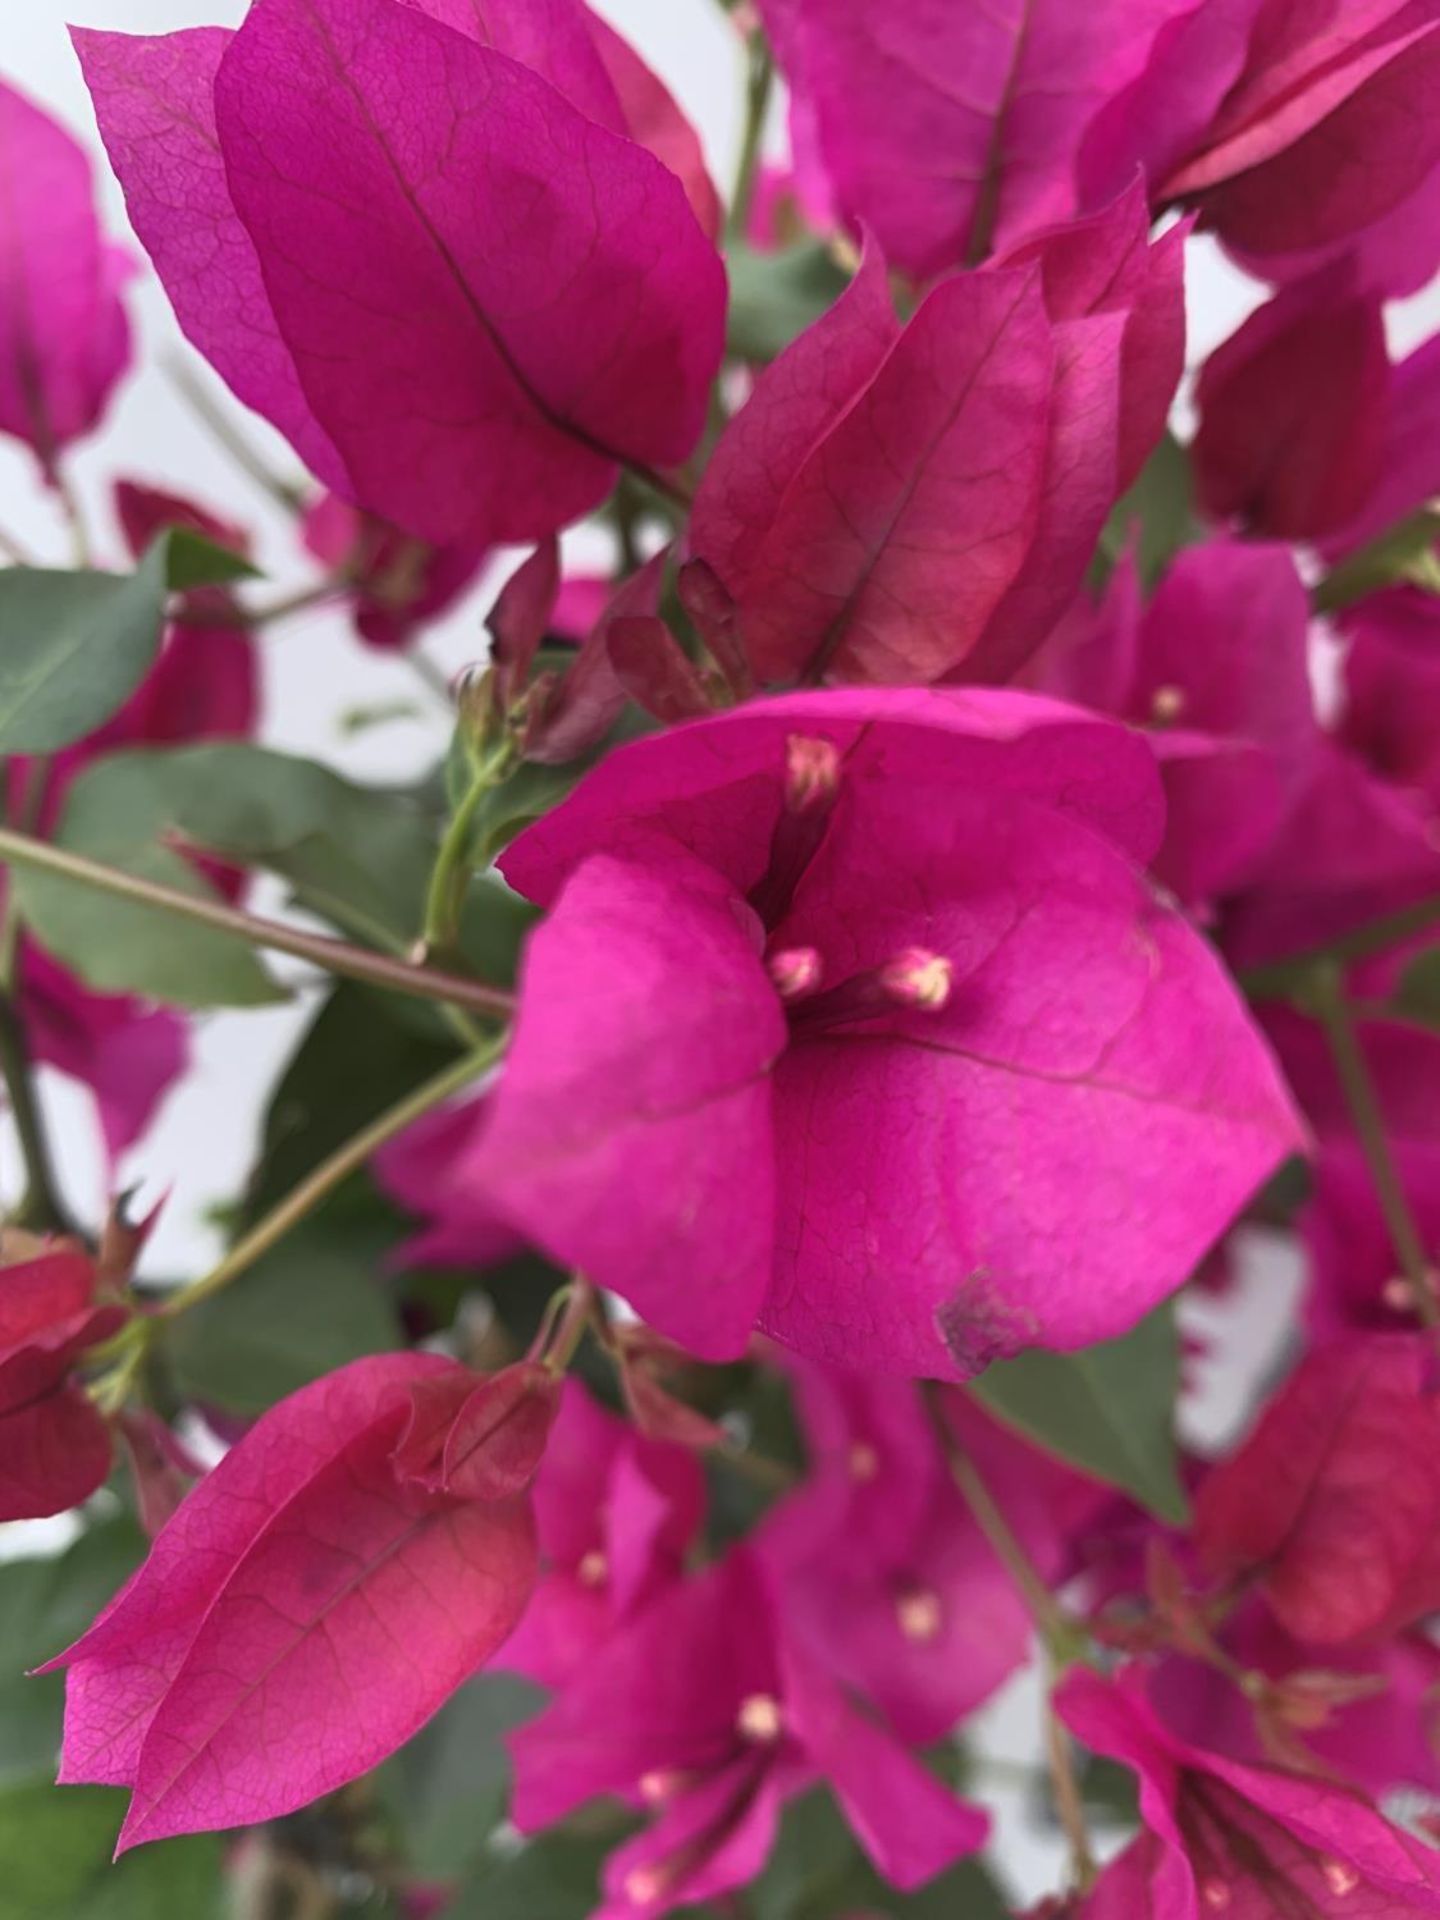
[0,1247,125,1523]
[74,0,725,546]
[1081,0,1440,266]
[0,78,132,479]
[396,688,1303,1377]
[1195,1333,1440,1646]
[1061,1666,1440,1916]
[692,188,1183,688]
[47,1354,538,1850]
[509,1548,988,1915]
[755,0,1186,277]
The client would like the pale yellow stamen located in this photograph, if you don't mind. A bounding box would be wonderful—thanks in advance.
[896,1589,943,1643]
[736,1693,783,1743]
[577,1549,608,1587]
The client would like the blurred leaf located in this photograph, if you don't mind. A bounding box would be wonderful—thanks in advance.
[1313,505,1440,616]
[471,760,582,866]
[969,1306,1189,1525]
[381,1674,544,1880]
[0,1778,223,1918]
[752,1788,1008,1919]
[163,526,261,591]
[1094,432,1197,591]
[0,1516,145,1787]
[168,1204,403,1414]
[0,543,170,753]
[245,982,457,1216]
[14,742,534,1017]
[443,1834,620,1919]
[727,241,851,363]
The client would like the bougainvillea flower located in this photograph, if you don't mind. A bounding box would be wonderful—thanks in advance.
[691,189,1182,688]
[499,1379,705,1690]
[408,688,1301,1376]
[1081,0,1440,266]
[1032,538,1317,908]
[1194,271,1389,541]
[75,0,725,548]
[509,1548,988,1917]
[47,1354,539,1850]
[0,1244,126,1522]
[760,1372,1107,1742]
[300,493,487,654]
[0,78,132,479]
[1060,1665,1440,1917]
[1150,1597,1440,1802]
[753,0,1185,278]
[1195,1333,1440,1646]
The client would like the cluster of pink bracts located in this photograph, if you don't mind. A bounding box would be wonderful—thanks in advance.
[7,0,1440,1913]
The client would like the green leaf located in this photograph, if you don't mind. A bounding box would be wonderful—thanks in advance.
[245,981,459,1216]
[1093,432,1198,591]
[0,1779,223,1919]
[381,1674,544,1880]
[168,1207,404,1413]
[443,1834,621,1920]
[167,983,449,1411]
[162,526,261,592]
[10,741,455,1009]
[0,1517,145,1788]
[1313,504,1440,616]
[727,240,851,363]
[968,1305,1189,1525]
[0,543,170,754]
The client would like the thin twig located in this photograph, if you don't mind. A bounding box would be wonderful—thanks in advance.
[165,354,307,512]
[156,1037,504,1319]
[0,990,74,1233]
[0,826,515,1024]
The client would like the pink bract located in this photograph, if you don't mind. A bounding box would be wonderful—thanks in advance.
[74,0,725,547]
[47,1353,538,1849]
[1060,1665,1440,1916]
[0,1246,126,1522]
[399,688,1302,1376]
[509,1547,988,1916]
[754,0,1186,277]
[692,186,1183,688]
[0,78,132,478]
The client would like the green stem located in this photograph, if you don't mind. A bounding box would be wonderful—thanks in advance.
[1239,893,1440,1001]
[1309,964,1440,1327]
[156,1037,505,1319]
[179,580,348,630]
[926,1385,1078,1655]
[727,29,774,246]
[0,825,515,1024]
[165,354,306,513]
[421,747,514,955]
[0,991,73,1233]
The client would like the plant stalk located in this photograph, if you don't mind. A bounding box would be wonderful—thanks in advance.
[156,1036,504,1319]
[0,825,515,1024]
